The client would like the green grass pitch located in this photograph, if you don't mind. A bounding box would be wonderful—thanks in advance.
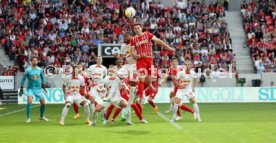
[0,103,275,143]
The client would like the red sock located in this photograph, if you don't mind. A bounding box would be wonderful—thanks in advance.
[105,105,114,120]
[131,104,143,120]
[180,104,194,113]
[94,101,98,106]
[177,107,181,117]
[136,101,143,114]
[148,100,156,108]
[73,103,79,114]
[138,81,145,98]
[112,108,122,120]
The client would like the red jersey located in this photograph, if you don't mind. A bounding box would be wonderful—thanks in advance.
[130,32,154,58]
[167,66,183,84]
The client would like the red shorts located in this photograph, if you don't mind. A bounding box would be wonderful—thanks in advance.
[120,90,129,101]
[145,87,158,99]
[136,58,153,75]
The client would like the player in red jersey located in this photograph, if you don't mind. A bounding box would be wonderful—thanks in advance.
[144,63,160,113]
[130,23,175,106]
[159,57,194,120]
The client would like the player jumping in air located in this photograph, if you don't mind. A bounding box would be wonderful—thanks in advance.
[59,64,91,125]
[171,61,202,122]
[126,23,175,116]
[19,57,49,123]
[144,62,160,113]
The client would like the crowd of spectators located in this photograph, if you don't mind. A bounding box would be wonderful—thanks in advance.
[0,0,235,74]
[241,0,276,74]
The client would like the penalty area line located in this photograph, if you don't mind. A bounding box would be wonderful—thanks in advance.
[0,105,39,117]
[157,112,183,129]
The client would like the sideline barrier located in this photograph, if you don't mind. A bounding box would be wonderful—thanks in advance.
[18,87,276,104]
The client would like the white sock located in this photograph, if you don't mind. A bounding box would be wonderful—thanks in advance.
[127,86,136,108]
[90,103,95,114]
[126,110,131,123]
[83,103,90,121]
[61,103,71,121]
[92,111,98,123]
[193,103,200,117]
[121,108,126,119]
[172,104,179,119]
[168,102,173,111]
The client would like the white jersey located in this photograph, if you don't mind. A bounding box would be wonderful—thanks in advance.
[121,44,135,64]
[63,74,85,95]
[104,76,121,99]
[87,64,107,86]
[176,70,196,90]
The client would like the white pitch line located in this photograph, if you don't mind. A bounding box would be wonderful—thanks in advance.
[0,105,39,117]
[157,112,183,129]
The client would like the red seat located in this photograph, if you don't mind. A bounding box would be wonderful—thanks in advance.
[266,19,273,25]
[265,16,272,21]
[268,25,274,33]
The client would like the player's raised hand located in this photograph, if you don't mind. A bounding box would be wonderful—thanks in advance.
[19,87,24,97]
[169,47,176,52]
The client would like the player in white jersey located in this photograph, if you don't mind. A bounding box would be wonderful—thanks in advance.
[117,33,140,116]
[86,56,108,115]
[171,61,202,122]
[91,65,132,126]
[59,65,91,125]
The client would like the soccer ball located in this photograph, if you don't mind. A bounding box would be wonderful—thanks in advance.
[125,7,136,18]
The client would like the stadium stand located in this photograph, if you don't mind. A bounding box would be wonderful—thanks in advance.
[241,0,276,73]
[0,0,234,74]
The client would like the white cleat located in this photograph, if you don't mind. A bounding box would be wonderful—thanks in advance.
[127,121,134,125]
[40,117,49,122]
[102,120,107,126]
[26,118,31,123]
[90,122,96,126]
[165,110,171,114]
[175,116,182,121]
[197,117,202,122]
[140,119,148,124]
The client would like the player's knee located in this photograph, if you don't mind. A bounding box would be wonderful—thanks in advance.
[130,81,137,86]
[170,92,174,98]
[95,106,102,112]
[65,103,71,108]
[80,101,86,106]
[148,97,152,101]
[190,98,196,104]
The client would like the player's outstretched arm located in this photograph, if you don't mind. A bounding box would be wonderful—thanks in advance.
[159,75,169,86]
[151,36,175,52]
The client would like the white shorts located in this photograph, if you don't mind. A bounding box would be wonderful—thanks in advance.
[98,96,124,109]
[175,88,195,100]
[90,85,106,101]
[117,64,138,81]
[66,94,86,106]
